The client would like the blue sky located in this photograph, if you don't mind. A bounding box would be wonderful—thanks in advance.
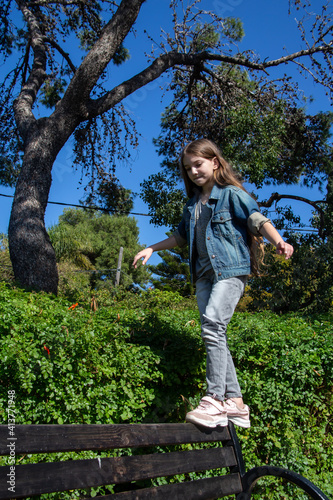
[0,0,331,265]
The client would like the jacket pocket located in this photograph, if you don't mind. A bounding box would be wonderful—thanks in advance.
[211,211,249,266]
[211,211,232,225]
[211,211,233,241]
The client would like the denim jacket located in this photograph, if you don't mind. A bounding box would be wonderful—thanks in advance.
[174,184,268,282]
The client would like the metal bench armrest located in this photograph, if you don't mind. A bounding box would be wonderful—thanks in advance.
[236,466,329,500]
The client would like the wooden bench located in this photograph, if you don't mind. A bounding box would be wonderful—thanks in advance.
[0,423,329,499]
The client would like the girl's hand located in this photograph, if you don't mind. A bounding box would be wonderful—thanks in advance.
[276,241,294,260]
[132,247,153,268]
[132,236,177,268]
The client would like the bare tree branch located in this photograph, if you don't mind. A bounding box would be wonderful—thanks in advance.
[43,36,77,74]
[259,192,328,213]
[259,192,330,238]
[87,39,333,117]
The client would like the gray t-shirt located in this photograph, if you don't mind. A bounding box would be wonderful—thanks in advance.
[195,200,213,279]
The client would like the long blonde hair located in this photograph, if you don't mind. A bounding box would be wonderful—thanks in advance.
[180,138,264,275]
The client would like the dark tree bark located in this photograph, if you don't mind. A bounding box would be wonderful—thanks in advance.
[8,113,79,293]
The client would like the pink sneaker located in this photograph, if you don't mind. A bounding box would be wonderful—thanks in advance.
[185,396,228,428]
[224,399,251,428]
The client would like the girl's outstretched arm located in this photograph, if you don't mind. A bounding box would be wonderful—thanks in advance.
[132,235,178,268]
[259,222,294,259]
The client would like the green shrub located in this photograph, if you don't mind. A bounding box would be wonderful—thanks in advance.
[0,282,331,499]
[228,312,333,499]
[0,284,164,426]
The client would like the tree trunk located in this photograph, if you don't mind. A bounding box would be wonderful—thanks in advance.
[8,119,65,294]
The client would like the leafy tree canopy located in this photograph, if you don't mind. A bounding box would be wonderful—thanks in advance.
[141,65,333,228]
[49,208,151,289]
[82,172,135,216]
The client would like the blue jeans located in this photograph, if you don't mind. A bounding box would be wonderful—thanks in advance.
[196,272,247,401]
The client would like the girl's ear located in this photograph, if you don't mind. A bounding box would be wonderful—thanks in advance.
[213,157,219,170]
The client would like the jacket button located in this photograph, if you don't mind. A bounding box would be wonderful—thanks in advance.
[207,236,210,240]
[212,255,215,259]
[220,217,224,221]
[218,272,222,276]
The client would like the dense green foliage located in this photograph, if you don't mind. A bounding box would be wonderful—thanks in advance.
[246,239,333,313]
[48,208,151,293]
[0,283,332,498]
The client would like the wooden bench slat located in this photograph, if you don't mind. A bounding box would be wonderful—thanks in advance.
[0,424,230,454]
[0,447,238,498]
[94,474,243,500]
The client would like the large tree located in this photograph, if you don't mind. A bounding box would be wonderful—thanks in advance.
[1,0,332,293]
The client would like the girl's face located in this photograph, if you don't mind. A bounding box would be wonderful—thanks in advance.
[183,153,218,193]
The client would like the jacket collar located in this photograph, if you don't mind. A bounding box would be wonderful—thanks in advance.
[208,183,224,201]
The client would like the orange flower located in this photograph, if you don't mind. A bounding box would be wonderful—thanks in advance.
[44,345,50,356]
[68,303,78,310]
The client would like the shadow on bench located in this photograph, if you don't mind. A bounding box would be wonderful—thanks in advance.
[0,423,329,499]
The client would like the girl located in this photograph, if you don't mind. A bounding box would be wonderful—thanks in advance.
[133,139,293,429]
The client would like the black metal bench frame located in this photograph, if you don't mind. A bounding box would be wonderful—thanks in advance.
[0,423,329,499]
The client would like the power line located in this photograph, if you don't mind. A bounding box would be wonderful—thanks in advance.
[0,193,320,232]
[0,193,150,217]
[0,265,133,281]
